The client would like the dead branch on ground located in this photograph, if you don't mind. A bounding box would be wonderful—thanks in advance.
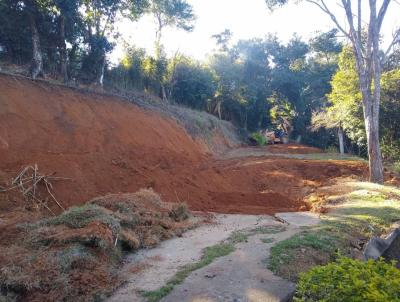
[0,165,69,214]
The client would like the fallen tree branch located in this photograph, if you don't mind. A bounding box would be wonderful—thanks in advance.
[1,165,68,214]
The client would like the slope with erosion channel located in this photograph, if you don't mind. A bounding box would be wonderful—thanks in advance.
[0,74,369,214]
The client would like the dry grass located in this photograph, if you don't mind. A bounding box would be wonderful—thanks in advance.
[0,189,194,302]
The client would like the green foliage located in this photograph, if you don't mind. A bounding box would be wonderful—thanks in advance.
[212,29,233,52]
[170,57,216,110]
[251,132,267,146]
[0,0,32,64]
[294,257,400,302]
[148,0,195,33]
[326,46,364,145]
[268,93,296,127]
[394,161,400,174]
[309,29,341,64]
[318,45,400,160]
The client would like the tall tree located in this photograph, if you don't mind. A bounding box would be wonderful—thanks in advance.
[53,0,81,83]
[212,29,233,53]
[23,0,47,79]
[80,0,147,86]
[266,0,400,183]
[147,0,195,56]
[146,0,195,100]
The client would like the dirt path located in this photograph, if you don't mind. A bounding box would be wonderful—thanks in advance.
[108,213,320,302]
[160,226,297,302]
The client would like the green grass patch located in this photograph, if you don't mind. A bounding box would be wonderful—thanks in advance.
[268,230,340,273]
[267,181,400,281]
[249,225,286,235]
[260,237,275,244]
[228,231,249,244]
[142,243,235,302]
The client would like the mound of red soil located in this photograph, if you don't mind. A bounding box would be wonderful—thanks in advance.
[0,74,369,215]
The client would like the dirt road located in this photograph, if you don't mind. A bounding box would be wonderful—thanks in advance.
[108,213,320,302]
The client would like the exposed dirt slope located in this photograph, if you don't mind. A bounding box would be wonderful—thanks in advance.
[0,74,368,215]
[0,74,209,209]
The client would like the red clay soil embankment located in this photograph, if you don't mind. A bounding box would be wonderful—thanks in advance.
[0,74,368,214]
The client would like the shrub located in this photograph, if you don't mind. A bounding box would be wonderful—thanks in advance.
[325,145,338,153]
[251,132,267,146]
[294,257,400,302]
[381,143,400,162]
[393,161,400,174]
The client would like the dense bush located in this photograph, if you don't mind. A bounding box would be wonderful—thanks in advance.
[251,132,267,146]
[294,257,400,302]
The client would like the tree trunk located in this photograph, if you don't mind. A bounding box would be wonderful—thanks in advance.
[97,55,106,86]
[368,1,384,184]
[28,12,43,79]
[364,100,384,183]
[352,6,384,184]
[161,84,168,102]
[59,15,68,83]
[338,125,344,154]
[215,100,222,120]
[358,68,384,183]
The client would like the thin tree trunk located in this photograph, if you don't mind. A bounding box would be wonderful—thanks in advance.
[161,84,168,102]
[216,100,222,120]
[59,15,68,83]
[97,55,106,86]
[338,125,344,154]
[28,12,43,79]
